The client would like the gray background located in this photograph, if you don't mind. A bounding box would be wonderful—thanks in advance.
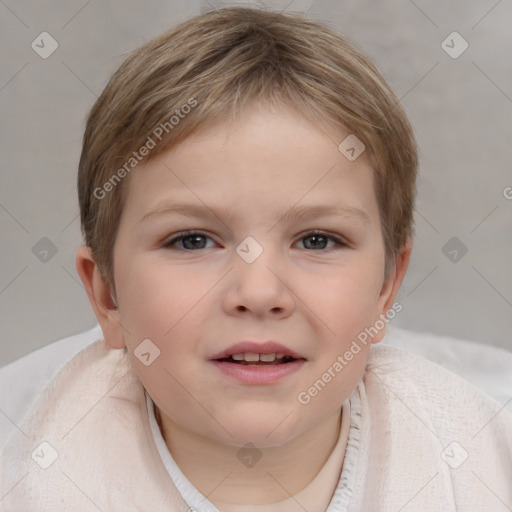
[1,0,511,367]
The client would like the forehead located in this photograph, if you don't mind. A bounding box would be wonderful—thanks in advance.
[122,102,379,225]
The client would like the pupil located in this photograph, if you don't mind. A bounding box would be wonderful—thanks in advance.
[306,235,326,250]
[184,235,206,249]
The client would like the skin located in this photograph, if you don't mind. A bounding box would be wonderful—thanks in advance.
[76,100,411,505]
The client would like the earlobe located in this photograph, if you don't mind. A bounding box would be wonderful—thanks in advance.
[372,237,413,343]
[75,245,126,349]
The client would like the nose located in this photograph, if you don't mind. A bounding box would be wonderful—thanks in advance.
[222,237,296,319]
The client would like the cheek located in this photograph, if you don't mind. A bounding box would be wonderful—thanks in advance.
[116,258,208,410]
[314,264,383,330]
[117,256,204,337]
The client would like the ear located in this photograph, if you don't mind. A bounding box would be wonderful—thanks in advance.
[372,237,412,343]
[75,245,126,349]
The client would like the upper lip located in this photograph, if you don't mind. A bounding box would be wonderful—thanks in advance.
[210,341,306,360]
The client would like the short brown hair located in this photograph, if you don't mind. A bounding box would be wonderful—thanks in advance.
[78,6,417,293]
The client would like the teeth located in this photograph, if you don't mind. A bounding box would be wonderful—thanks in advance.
[230,352,284,362]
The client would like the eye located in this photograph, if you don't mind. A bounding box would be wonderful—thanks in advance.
[295,230,348,251]
[162,231,217,251]
[162,230,348,251]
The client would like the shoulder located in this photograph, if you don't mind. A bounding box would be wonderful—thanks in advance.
[365,342,512,447]
[342,343,512,507]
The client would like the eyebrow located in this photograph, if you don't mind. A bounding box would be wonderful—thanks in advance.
[141,202,370,227]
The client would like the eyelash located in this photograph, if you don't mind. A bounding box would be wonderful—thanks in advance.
[162,230,348,252]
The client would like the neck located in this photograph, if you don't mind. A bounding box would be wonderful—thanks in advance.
[157,406,343,506]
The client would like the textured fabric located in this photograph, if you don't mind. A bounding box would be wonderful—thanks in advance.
[1,339,511,511]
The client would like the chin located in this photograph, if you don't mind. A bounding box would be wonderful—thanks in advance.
[223,430,296,450]
[216,412,302,449]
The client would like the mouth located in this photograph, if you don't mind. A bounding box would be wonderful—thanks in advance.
[210,340,306,363]
[209,341,307,384]
[214,353,301,366]
[210,355,306,384]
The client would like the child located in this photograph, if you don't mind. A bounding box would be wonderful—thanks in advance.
[1,6,511,511]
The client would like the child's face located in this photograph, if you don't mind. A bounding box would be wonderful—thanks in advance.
[106,101,403,447]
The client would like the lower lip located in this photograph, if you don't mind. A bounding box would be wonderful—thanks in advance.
[210,360,306,384]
